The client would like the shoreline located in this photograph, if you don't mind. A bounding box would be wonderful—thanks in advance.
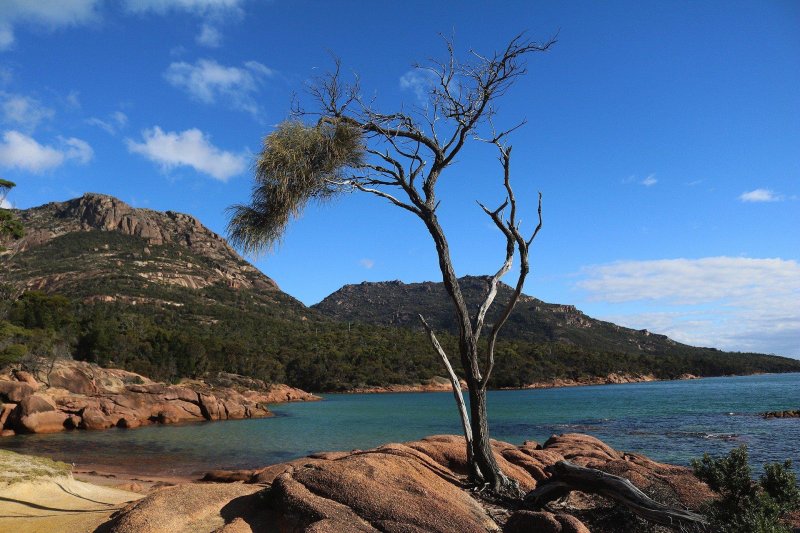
[332,371,703,395]
[1,433,728,533]
[72,465,198,493]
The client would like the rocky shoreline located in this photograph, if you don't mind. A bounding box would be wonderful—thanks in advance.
[0,359,318,437]
[96,432,720,533]
[516,372,699,389]
[345,372,699,394]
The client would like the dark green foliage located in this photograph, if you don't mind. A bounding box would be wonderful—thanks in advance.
[9,292,75,331]
[0,343,28,365]
[0,210,24,240]
[692,446,800,532]
[227,120,364,253]
[1,284,799,390]
[0,178,23,243]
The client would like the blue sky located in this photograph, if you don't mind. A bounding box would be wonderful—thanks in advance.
[1,1,798,357]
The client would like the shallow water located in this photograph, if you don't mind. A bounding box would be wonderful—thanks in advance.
[1,373,798,477]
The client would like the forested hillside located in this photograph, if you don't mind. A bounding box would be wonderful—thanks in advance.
[2,194,798,391]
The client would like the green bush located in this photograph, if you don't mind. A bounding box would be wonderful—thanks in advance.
[692,446,800,532]
[0,343,28,365]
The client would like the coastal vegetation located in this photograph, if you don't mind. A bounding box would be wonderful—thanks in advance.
[693,446,800,532]
[0,179,24,246]
[1,274,798,391]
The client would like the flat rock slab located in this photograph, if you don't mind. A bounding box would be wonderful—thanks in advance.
[0,476,141,533]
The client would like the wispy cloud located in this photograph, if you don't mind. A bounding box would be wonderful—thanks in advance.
[623,173,658,186]
[164,59,274,116]
[0,197,11,208]
[1,92,55,131]
[86,110,128,135]
[399,68,437,104]
[196,23,221,47]
[577,257,800,356]
[359,258,375,269]
[641,174,657,187]
[125,0,243,53]
[123,0,243,16]
[126,126,246,181]
[1,1,245,52]
[0,0,101,51]
[739,188,783,203]
[0,130,93,172]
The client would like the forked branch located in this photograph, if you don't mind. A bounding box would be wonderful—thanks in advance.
[474,141,543,389]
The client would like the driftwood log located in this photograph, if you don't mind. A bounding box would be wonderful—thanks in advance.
[525,460,708,529]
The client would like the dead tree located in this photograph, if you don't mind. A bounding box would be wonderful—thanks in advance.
[228,34,555,495]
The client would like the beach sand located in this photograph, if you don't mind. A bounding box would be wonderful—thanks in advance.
[0,449,192,533]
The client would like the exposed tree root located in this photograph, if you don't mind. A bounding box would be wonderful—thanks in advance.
[525,461,708,529]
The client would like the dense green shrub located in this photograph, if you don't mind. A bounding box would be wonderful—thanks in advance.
[692,446,800,532]
[0,343,28,365]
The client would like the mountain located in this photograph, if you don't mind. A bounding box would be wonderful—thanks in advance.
[314,276,689,355]
[0,193,319,384]
[311,275,775,359]
[3,193,283,300]
[2,194,799,392]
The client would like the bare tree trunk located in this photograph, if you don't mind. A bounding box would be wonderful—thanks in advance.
[469,386,499,485]
[421,215,508,487]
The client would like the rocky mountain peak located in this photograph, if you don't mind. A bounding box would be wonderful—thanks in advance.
[2,193,279,294]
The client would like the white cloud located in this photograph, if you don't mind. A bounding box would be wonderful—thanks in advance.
[739,188,782,203]
[623,173,658,186]
[65,90,81,109]
[87,110,128,135]
[112,111,128,127]
[0,1,244,51]
[196,23,221,47]
[0,26,13,50]
[1,92,55,130]
[641,174,657,187]
[164,59,273,116]
[123,0,242,15]
[0,0,101,50]
[359,258,375,269]
[126,126,246,181]
[62,136,93,164]
[577,257,800,356]
[399,69,437,103]
[0,197,10,208]
[0,130,93,172]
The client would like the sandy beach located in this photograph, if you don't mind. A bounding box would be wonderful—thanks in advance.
[0,449,196,533]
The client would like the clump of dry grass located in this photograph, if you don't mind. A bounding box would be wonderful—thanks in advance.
[0,449,72,485]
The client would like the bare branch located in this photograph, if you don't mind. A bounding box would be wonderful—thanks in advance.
[473,200,515,340]
[527,191,543,246]
[352,182,421,215]
[418,314,473,453]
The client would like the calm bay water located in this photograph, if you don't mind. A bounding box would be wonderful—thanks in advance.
[1,373,798,477]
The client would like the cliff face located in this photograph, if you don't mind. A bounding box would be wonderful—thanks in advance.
[1,193,279,296]
[313,275,684,355]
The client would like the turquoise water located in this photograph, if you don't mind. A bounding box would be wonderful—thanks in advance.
[1,373,798,477]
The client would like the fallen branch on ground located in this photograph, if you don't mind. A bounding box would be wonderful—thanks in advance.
[525,460,708,529]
